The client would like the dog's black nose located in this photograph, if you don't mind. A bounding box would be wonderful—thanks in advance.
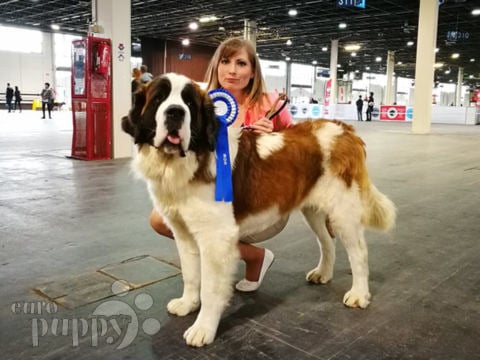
[165,105,185,120]
[165,105,185,132]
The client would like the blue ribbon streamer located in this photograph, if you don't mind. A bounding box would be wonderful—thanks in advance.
[215,117,233,202]
[208,89,238,202]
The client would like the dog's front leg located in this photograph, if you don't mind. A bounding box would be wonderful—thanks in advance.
[167,224,201,316]
[181,205,239,347]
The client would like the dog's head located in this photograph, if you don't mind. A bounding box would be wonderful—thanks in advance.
[122,73,219,156]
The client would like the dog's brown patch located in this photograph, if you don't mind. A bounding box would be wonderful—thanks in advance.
[328,120,369,190]
[232,121,324,221]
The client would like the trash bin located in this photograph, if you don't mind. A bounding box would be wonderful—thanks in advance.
[32,99,41,110]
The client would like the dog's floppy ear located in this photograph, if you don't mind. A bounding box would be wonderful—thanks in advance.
[202,92,219,152]
[121,85,147,138]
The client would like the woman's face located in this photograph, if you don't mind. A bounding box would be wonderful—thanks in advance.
[217,47,254,95]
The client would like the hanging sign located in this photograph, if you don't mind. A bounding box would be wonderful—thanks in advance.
[337,0,366,9]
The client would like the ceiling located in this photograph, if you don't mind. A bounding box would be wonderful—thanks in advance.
[2,0,480,85]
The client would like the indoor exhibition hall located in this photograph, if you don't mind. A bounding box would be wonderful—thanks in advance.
[0,1,479,359]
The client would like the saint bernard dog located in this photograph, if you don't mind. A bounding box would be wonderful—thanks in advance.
[122,73,396,347]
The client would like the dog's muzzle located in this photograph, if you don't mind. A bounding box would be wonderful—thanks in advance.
[162,105,186,156]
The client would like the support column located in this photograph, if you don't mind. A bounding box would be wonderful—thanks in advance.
[329,39,339,105]
[286,61,291,99]
[393,75,398,104]
[412,0,439,134]
[385,50,395,105]
[456,66,464,106]
[243,20,257,49]
[96,0,132,158]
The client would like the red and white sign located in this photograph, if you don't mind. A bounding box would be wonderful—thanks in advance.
[323,79,332,115]
[338,85,346,103]
[379,105,406,121]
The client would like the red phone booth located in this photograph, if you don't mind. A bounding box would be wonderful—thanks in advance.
[71,36,112,160]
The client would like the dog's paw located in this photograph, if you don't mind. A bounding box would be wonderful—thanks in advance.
[183,321,216,347]
[306,267,333,284]
[167,297,200,316]
[343,289,371,309]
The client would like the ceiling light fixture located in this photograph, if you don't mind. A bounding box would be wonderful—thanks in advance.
[407,41,414,46]
[285,57,291,61]
[322,47,328,52]
[435,48,439,52]
[451,53,460,59]
[182,39,190,46]
[286,39,292,46]
[50,24,60,30]
[434,63,443,68]
[312,60,317,65]
[375,56,382,62]
[397,61,403,65]
[471,9,480,15]
[189,22,198,30]
[470,58,475,62]
[288,9,298,16]
[338,23,347,29]
[351,52,357,57]
[199,15,218,23]
[344,44,360,51]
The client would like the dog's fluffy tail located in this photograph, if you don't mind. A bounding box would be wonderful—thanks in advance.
[362,183,396,232]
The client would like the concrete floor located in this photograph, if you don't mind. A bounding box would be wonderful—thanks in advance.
[0,109,479,359]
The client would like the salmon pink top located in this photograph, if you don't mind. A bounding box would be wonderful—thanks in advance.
[243,93,292,131]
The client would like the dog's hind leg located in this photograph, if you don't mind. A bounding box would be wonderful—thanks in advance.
[167,225,201,317]
[302,206,336,284]
[334,214,371,309]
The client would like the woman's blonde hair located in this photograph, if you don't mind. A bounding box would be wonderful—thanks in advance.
[204,37,267,107]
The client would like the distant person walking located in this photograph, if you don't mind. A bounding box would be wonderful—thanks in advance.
[40,82,55,119]
[5,83,14,113]
[356,95,363,121]
[14,86,22,112]
[140,65,153,83]
[366,92,374,121]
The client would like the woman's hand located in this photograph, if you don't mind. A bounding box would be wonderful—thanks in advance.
[246,116,274,133]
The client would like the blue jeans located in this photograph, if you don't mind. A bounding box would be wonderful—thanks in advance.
[6,98,13,112]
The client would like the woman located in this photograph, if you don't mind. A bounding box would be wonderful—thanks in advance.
[150,37,292,292]
[131,67,141,95]
[14,86,22,112]
[366,92,374,121]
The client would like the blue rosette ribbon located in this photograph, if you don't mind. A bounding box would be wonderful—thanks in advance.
[208,89,238,202]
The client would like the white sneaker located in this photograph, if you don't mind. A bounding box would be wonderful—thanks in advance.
[235,249,275,292]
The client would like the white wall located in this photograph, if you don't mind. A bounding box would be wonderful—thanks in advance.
[0,32,54,96]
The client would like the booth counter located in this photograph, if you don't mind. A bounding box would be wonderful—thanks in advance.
[289,103,479,125]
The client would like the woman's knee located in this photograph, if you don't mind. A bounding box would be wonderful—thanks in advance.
[241,216,289,244]
[149,209,173,238]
